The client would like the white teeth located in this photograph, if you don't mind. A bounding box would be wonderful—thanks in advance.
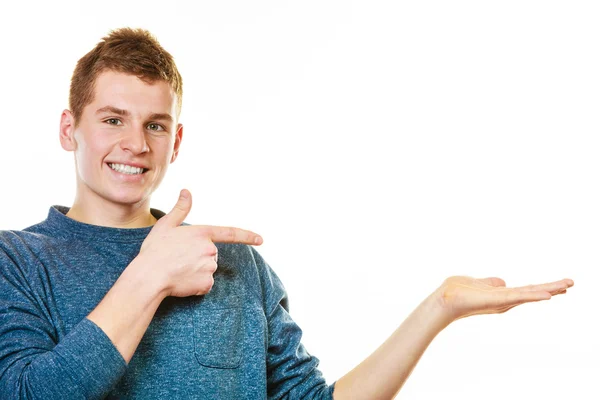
[109,163,144,175]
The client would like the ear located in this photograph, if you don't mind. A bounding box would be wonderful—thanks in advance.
[170,123,184,163]
[59,109,77,151]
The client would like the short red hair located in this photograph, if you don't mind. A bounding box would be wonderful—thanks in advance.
[69,27,183,128]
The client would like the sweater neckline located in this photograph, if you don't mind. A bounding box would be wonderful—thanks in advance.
[43,205,167,243]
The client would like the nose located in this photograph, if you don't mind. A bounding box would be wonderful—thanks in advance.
[119,125,149,154]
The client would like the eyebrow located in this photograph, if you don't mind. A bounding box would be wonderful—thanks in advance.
[95,106,173,123]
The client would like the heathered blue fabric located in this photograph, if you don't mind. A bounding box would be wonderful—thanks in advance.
[0,205,335,399]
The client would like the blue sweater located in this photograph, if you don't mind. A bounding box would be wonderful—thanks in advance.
[0,205,335,399]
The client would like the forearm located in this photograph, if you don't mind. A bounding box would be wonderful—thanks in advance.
[0,318,129,399]
[333,292,451,400]
[87,256,167,364]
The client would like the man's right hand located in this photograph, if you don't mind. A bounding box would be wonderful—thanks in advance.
[137,189,263,298]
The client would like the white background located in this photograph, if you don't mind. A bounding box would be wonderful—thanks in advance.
[0,1,598,398]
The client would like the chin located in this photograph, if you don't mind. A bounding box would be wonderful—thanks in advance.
[103,190,150,206]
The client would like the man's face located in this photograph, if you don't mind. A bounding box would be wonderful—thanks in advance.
[62,69,182,208]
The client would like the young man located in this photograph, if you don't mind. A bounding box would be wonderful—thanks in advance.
[0,28,573,399]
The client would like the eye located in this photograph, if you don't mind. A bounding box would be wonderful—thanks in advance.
[147,123,165,132]
[105,118,122,126]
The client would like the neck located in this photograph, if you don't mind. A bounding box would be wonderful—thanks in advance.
[66,194,157,229]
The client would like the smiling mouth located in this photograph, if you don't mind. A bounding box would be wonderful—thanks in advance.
[106,163,150,175]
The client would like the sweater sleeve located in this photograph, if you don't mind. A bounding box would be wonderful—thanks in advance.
[249,247,336,400]
[0,248,127,399]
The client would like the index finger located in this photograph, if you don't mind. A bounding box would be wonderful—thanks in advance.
[195,225,263,245]
[514,279,574,293]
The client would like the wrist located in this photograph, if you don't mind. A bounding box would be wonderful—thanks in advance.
[424,288,455,329]
[127,256,170,301]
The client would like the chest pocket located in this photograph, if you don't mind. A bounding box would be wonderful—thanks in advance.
[192,304,244,369]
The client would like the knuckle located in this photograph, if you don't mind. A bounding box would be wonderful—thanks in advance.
[196,228,208,239]
[209,260,218,273]
[227,227,236,240]
[204,243,218,256]
[201,258,218,273]
[203,276,214,293]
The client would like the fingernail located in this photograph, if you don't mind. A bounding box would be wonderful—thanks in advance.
[254,237,262,245]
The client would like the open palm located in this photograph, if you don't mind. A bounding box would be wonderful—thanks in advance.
[437,276,574,322]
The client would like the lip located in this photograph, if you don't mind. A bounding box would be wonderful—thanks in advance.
[105,163,149,182]
[106,161,150,170]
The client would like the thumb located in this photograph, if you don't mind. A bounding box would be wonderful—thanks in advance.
[161,189,192,228]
